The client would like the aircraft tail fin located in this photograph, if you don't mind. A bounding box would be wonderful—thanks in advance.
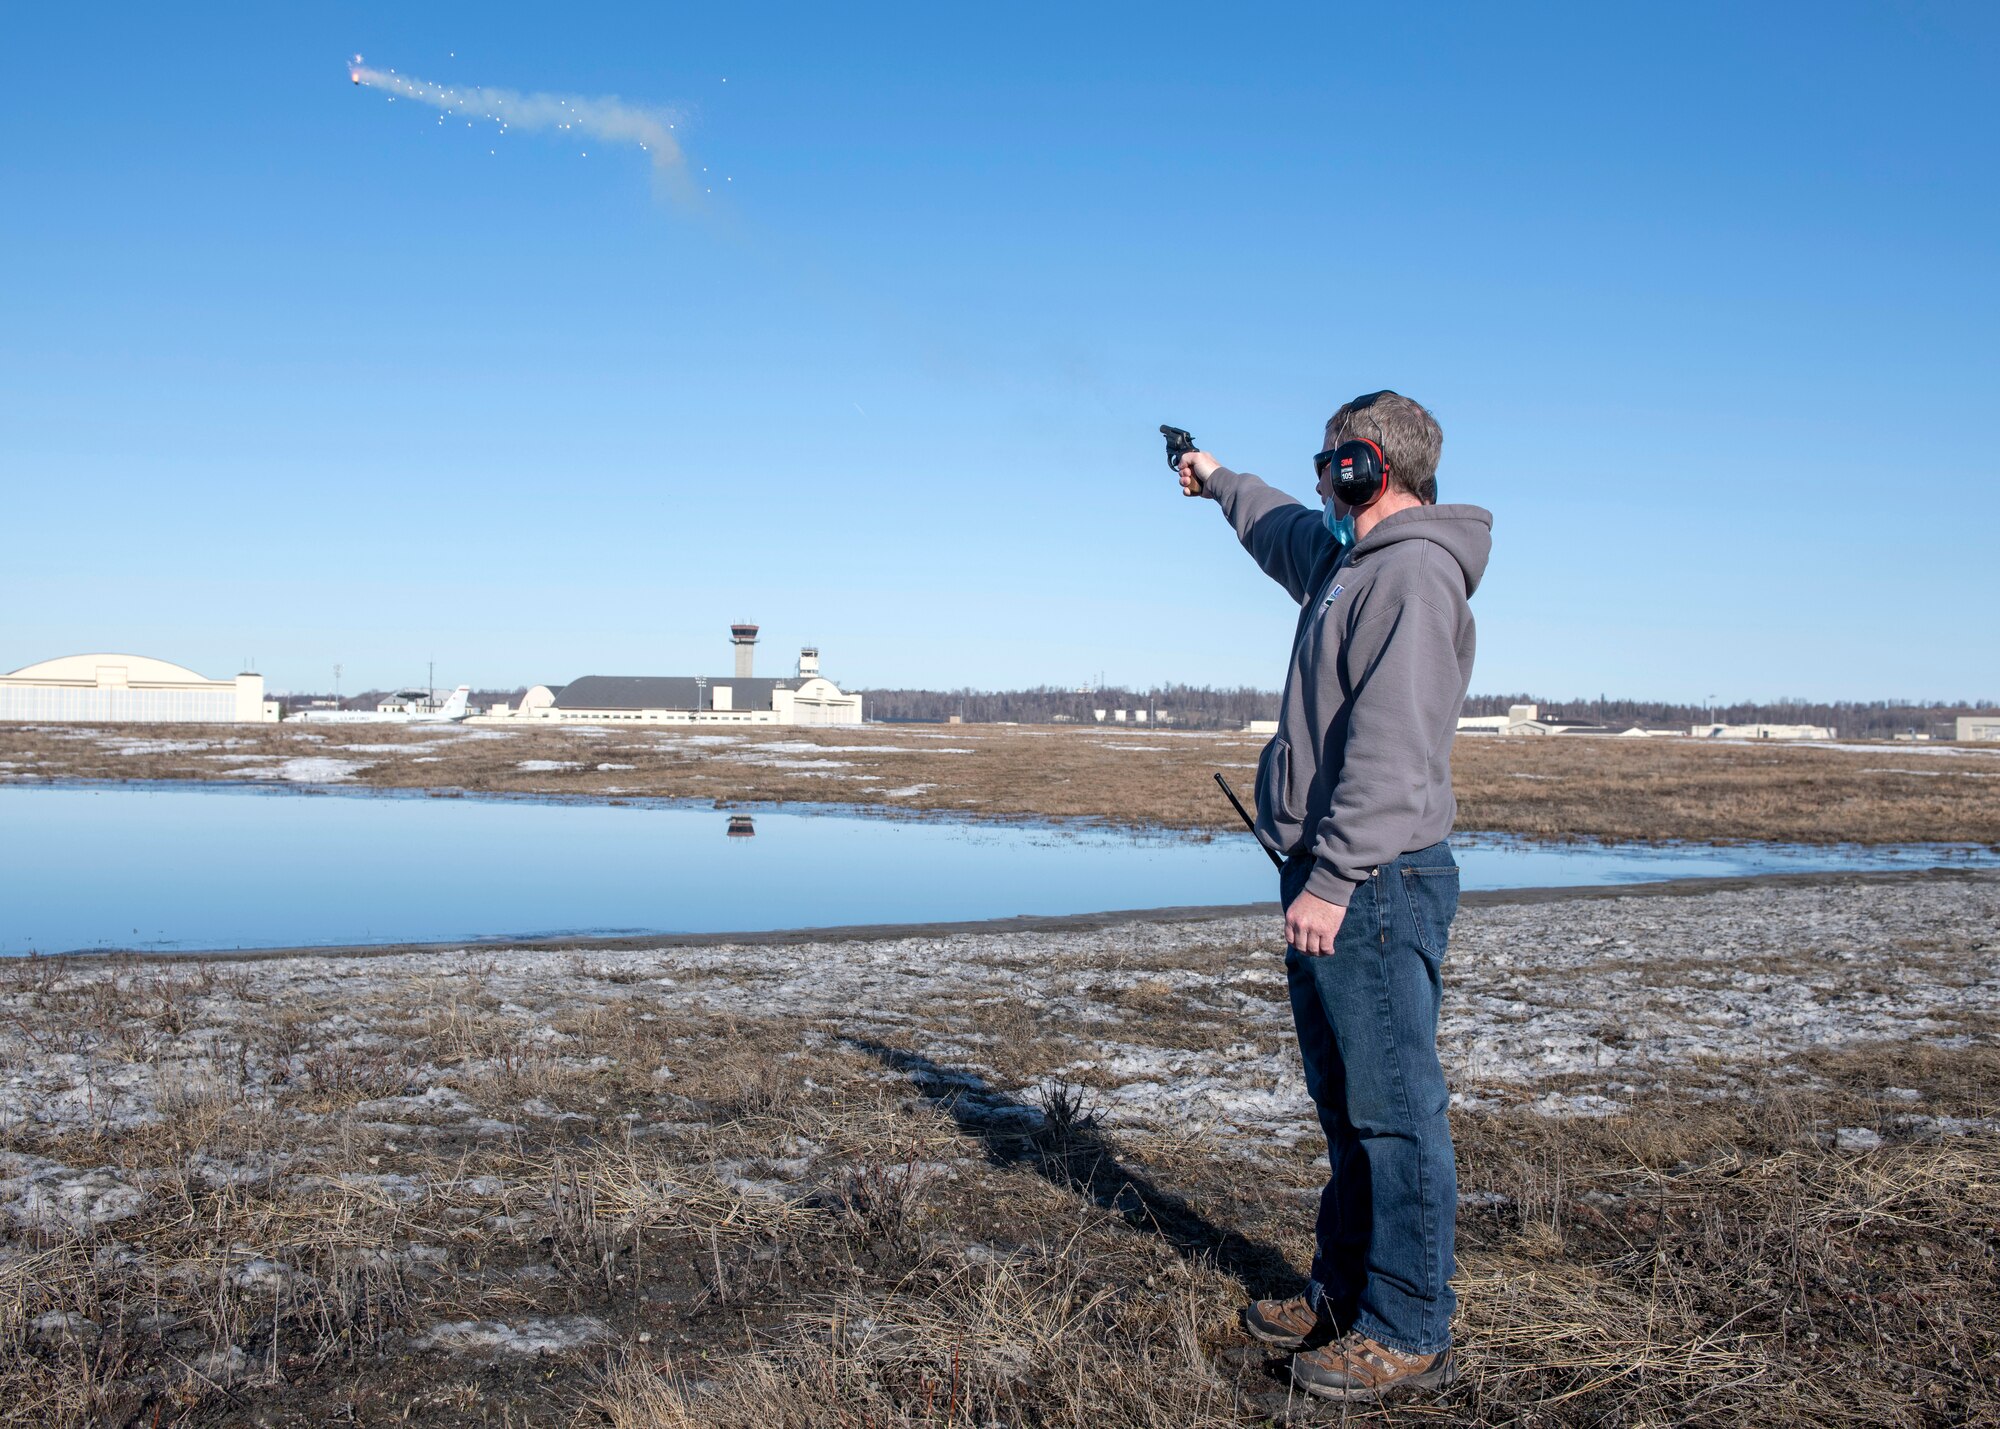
[439,685,470,719]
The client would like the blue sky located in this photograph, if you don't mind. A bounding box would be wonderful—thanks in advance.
[3,2,1994,701]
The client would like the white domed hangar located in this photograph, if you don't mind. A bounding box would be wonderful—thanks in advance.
[0,654,279,724]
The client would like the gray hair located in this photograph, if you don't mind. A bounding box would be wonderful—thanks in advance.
[1330,391,1443,504]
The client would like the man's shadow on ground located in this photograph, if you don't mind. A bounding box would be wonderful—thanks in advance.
[843,1036,1301,1299]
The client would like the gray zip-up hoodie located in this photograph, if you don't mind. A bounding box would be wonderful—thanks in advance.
[1204,466,1492,907]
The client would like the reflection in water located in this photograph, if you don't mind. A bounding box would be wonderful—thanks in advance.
[726,814,756,839]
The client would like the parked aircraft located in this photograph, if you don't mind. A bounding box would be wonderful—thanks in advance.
[294,685,472,724]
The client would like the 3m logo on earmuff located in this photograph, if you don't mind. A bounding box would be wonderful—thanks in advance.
[1329,437,1388,508]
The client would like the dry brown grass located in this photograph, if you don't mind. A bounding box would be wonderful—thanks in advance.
[6,720,2000,845]
[3,941,1996,1428]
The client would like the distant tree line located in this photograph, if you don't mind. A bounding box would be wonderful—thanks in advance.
[1460,694,1994,740]
[859,686,1995,738]
[855,685,1277,729]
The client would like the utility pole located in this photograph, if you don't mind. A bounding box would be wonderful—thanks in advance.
[334,664,342,704]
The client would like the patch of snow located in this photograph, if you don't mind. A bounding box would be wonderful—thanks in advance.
[1530,1092,1628,1118]
[350,1085,480,1123]
[518,1097,588,1122]
[222,757,371,782]
[1806,742,2000,759]
[228,1256,309,1292]
[30,1310,98,1346]
[516,759,580,772]
[331,1172,430,1206]
[97,738,214,755]
[1896,1113,2000,1138]
[1858,767,2000,779]
[196,1345,251,1381]
[413,1316,611,1356]
[0,1152,147,1228]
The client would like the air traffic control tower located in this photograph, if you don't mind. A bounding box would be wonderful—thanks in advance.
[731,623,759,679]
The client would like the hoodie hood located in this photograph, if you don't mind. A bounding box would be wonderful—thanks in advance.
[1349,503,1492,597]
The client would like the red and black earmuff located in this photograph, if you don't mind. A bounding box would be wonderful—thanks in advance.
[1313,390,1398,509]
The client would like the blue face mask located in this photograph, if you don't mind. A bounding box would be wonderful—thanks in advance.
[1324,496,1356,551]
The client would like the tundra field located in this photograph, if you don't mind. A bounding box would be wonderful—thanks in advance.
[3,873,1999,1427]
[3,724,1999,1425]
[3,721,1999,846]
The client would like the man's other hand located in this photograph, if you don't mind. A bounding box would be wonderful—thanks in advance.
[1179,450,1219,496]
[1285,889,1346,957]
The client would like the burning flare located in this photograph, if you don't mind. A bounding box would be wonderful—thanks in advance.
[346,57,692,199]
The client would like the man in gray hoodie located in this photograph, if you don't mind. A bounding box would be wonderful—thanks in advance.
[1176,391,1491,1402]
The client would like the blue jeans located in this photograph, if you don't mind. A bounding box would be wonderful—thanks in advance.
[1281,840,1459,1355]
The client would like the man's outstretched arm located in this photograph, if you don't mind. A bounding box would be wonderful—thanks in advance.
[1180,451,1329,606]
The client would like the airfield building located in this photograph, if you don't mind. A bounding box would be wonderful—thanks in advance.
[1957,716,2000,742]
[1455,704,1611,736]
[486,629,862,727]
[1691,723,1833,741]
[0,654,279,724]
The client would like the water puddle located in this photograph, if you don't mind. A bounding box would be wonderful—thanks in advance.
[2,783,1991,955]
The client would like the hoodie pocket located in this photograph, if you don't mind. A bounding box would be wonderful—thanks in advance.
[1259,737,1305,825]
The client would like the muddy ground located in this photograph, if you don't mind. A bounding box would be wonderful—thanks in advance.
[3,871,1996,1426]
[4,721,1999,845]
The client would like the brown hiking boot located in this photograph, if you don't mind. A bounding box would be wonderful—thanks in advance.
[1239,1294,1329,1350]
[1290,1331,1457,1401]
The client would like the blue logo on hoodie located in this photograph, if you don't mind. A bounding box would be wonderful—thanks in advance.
[1322,583,1345,609]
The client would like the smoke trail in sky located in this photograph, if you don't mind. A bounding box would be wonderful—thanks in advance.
[348,59,692,199]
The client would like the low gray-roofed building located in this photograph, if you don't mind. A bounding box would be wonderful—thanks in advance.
[554,675,793,712]
[480,628,863,727]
